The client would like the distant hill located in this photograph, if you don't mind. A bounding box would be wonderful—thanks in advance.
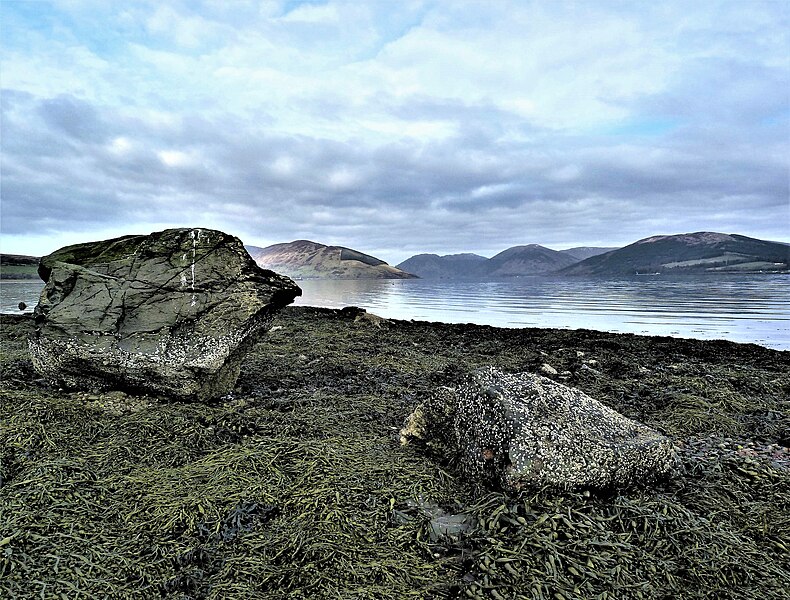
[560,232,790,275]
[488,245,578,276]
[559,247,618,261]
[246,240,417,280]
[397,245,579,278]
[396,253,490,279]
[0,254,40,279]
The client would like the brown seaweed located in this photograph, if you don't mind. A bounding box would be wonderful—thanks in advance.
[1,308,788,599]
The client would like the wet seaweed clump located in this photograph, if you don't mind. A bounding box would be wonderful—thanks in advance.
[1,308,789,599]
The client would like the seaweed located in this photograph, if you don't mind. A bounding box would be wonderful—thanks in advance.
[1,308,788,599]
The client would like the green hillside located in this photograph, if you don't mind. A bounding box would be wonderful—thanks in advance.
[562,232,789,275]
[0,254,40,280]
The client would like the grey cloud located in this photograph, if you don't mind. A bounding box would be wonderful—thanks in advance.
[39,95,110,143]
[2,77,788,258]
[642,59,789,125]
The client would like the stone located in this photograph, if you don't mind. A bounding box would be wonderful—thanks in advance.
[392,499,473,544]
[354,311,388,328]
[540,363,558,375]
[401,366,677,490]
[29,228,301,401]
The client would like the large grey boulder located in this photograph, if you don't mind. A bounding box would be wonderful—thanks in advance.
[29,228,301,401]
[401,367,677,490]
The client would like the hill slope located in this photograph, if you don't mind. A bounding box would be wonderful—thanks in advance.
[559,247,618,261]
[397,245,589,279]
[561,232,790,275]
[396,253,490,279]
[0,254,40,279]
[246,240,417,279]
[488,244,578,276]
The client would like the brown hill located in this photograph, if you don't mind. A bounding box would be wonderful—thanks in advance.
[245,240,417,280]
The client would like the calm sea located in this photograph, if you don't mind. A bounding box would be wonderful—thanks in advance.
[2,274,788,350]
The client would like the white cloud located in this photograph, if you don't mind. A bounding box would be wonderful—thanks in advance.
[271,156,298,176]
[471,184,514,199]
[279,3,340,24]
[157,150,198,168]
[548,165,582,182]
[109,136,133,155]
[327,167,361,191]
[1,0,788,258]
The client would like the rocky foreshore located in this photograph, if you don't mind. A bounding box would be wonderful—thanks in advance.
[1,307,788,599]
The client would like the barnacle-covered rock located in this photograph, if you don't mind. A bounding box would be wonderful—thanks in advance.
[28,228,301,401]
[402,366,677,490]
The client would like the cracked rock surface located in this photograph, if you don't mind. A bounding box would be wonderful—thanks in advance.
[28,228,301,401]
[402,366,677,490]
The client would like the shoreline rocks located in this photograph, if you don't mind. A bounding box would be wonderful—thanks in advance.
[28,228,301,401]
[402,366,678,490]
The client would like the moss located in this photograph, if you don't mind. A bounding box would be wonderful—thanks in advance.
[1,309,788,599]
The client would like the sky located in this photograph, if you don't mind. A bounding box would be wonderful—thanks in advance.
[1,0,788,265]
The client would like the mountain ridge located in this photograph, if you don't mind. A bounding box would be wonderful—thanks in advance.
[396,253,490,279]
[5,232,785,283]
[487,245,577,276]
[396,246,614,279]
[559,247,619,261]
[560,232,790,275]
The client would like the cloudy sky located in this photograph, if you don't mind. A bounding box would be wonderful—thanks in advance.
[1,0,788,264]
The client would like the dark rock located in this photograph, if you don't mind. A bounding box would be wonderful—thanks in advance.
[401,366,677,490]
[28,228,301,401]
[340,306,366,318]
[18,302,26,311]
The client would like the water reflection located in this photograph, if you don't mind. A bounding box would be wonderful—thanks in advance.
[294,275,790,350]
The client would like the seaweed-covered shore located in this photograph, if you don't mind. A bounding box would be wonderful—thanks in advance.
[1,307,788,599]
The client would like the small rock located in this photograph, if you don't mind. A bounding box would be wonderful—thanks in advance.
[540,363,558,375]
[580,364,602,377]
[354,311,388,328]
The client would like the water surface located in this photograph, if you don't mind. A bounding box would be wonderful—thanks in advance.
[0,280,41,314]
[292,275,789,350]
[2,274,787,350]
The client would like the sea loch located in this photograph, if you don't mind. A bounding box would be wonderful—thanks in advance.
[295,274,790,350]
[3,273,788,350]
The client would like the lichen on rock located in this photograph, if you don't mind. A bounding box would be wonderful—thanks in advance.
[402,366,678,490]
[28,228,301,401]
